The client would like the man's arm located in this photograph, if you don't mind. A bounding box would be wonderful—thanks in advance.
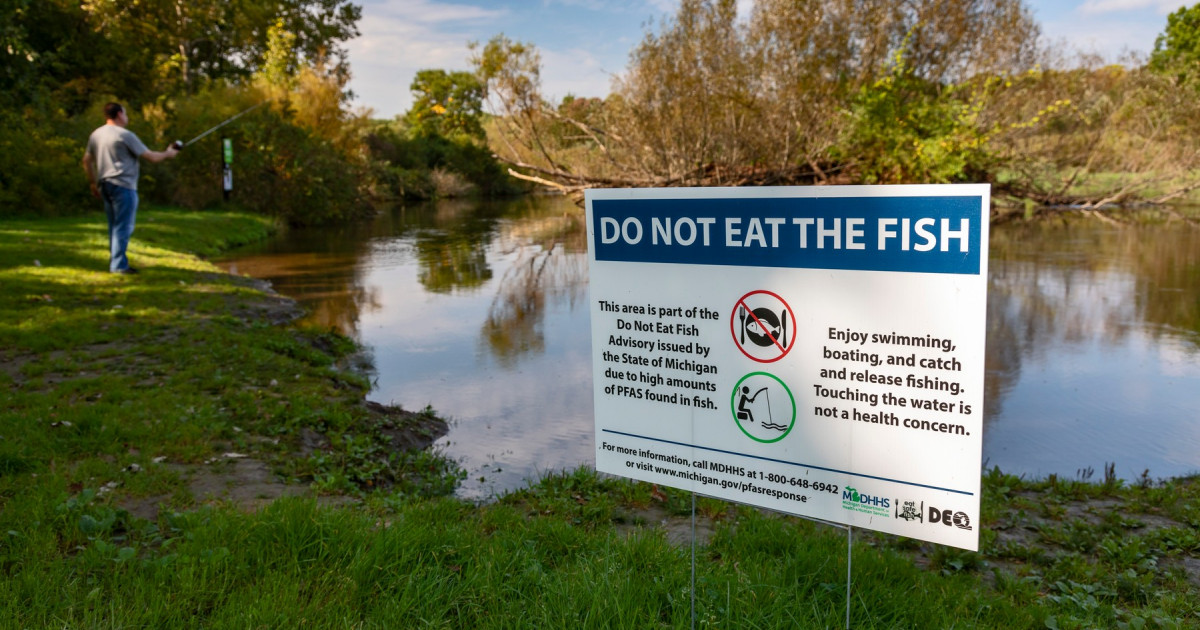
[140,145,180,163]
[81,151,99,198]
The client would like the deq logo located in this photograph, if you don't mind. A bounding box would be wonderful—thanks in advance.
[928,506,973,531]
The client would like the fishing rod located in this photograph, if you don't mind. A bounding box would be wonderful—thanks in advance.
[172,101,268,150]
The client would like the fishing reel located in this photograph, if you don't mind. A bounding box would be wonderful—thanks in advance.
[171,140,184,150]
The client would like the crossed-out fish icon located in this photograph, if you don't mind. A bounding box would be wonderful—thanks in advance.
[739,305,787,348]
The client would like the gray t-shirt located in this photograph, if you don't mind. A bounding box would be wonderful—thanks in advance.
[86,125,150,190]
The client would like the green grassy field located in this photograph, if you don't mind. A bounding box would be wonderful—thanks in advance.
[1,208,1196,628]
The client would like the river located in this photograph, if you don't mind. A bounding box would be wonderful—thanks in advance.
[218,195,1200,500]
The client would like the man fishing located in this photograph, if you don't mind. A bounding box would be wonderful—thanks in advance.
[82,102,180,274]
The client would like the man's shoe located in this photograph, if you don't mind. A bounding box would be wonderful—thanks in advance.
[113,267,139,275]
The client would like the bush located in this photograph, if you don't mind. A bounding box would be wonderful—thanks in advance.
[838,48,994,185]
[140,85,373,226]
[0,109,94,217]
[364,123,520,200]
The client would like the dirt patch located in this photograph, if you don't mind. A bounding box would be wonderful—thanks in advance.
[121,456,356,521]
[299,427,330,455]
[0,351,28,383]
[4,333,189,390]
[107,272,445,516]
[615,504,713,547]
[612,503,747,548]
[185,457,310,508]
[118,398,447,519]
[203,272,306,326]
[366,400,448,451]
[1179,556,1200,589]
[1063,498,1123,525]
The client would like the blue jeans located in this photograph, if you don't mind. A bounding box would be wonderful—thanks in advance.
[100,181,138,272]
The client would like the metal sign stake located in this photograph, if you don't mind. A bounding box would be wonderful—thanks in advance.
[846,525,853,629]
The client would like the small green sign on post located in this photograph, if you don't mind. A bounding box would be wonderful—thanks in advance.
[221,137,233,199]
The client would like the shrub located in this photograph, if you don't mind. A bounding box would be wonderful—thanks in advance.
[0,109,94,217]
[364,122,521,200]
[140,85,373,225]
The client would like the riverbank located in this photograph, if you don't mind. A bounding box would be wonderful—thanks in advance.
[0,208,460,506]
[1,208,1196,628]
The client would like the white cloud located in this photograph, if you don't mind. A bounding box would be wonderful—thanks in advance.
[346,0,644,118]
[538,46,618,103]
[346,1,506,118]
[1078,0,1188,15]
[364,0,506,24]
[1042,18,1160,61]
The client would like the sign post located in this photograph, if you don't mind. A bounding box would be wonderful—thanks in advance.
[587,185,989,550]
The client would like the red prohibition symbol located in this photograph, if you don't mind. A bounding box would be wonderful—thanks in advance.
[730,290,796,363]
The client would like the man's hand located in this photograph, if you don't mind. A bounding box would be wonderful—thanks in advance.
[142,145,180,163]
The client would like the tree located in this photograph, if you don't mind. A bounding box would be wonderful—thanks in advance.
[1150,3,1200,84]
[406,70,486,139]
[78,0,361,95]
[1,0,131,112]
[477,0,1043,196]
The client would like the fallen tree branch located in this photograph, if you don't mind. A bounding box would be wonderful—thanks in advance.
[499,154,832,194]
[506,168,574,194]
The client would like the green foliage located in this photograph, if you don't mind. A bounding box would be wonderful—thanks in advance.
[261,18,301,91]
[406,69,486,139]
[2,1,360,112]
[0,0,122,114]
[0,109,93,217]
[0,3,517,223]
[548,95,606,148]
[839,47,994,184]
[76,0,361,96]
[366,67,518,201]
[480,0,1044,191]
[471,34,543,115]
[0,2,374,225]
[140,85,372,225]
[1150,3,1200,84]
[366,121,519,200]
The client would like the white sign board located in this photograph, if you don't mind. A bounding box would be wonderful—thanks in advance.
[587,185,989,550]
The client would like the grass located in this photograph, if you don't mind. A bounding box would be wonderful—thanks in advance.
[1,207,460,499]
[1,208,1197,628]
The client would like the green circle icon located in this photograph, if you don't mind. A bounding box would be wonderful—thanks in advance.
[730,372,796,443]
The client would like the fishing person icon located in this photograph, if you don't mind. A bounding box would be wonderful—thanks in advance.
[737,386,769,424]
[730,290,797,362]
[731,372,796,443]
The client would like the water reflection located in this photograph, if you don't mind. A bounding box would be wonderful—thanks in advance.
[220,201,1200,498]
[983,217,1200,479]
[220,196,594,499]
[484,213,588,366]
[221,225,380,337]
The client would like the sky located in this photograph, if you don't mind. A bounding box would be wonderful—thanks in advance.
[343,0,1193,119]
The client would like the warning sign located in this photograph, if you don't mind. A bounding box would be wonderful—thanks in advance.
[587,185,990,550]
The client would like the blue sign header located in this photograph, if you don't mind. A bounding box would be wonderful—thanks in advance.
[591,195,984,275]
